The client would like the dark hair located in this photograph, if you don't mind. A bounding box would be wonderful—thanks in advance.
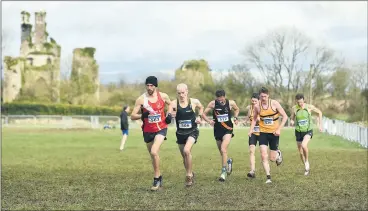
[123,105,129,111]
[295,93,304,100]
[215,89,226,97]
[251,93,259,99]
[259,87,269,95]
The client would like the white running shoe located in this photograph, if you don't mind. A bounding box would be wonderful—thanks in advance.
[305,161,310,171]
[304,161,310,176]
[219,172,226,182]
[276,150,283,166]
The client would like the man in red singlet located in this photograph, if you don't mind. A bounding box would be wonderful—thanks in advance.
[130,76,172,191]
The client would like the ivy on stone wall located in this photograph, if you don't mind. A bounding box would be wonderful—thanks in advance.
[27,64,53,71]
[80,48,96,58]
[29,51,55,56]
[27,35,33,48]
[21,11,30,16]
[56,45,61,56]
[50,37,56,44]
[4,57,20,69]
[43,42,53,51]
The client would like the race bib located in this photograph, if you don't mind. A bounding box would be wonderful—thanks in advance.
[254,126,260,132]
[217,114,229,122]
[263,117,274,125]
[298,119,308,126]
[179,120,192,129]
[148,114,161,123]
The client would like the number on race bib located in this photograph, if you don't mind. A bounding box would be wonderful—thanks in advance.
[254,126,260,132]
[298,119,308,126]
[179,120,192,129]
[263,117,274,125]
[148,114,161,123]
[217,114,229,122]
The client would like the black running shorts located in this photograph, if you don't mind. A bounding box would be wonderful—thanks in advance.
[214,127,234,142]
[176,129,199,145]
[259,132,279,151]
[143,128,168,143]
[249,133,260,146]
[295,130,313,142]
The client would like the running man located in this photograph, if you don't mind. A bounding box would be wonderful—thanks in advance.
[202,89,240,182]
[119,105,130,151]
[246,93,260,178]
[130,76,172,191]
[290,93,323,176]
[168,83,204,187]
[248,87,287,184]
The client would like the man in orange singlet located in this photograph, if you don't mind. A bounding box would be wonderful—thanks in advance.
[130,76,172,191]
[248,87,288,184]
[246,93,260,178]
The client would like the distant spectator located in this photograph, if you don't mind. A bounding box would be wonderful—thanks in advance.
[119,105,130,151]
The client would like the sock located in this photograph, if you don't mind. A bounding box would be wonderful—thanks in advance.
[267,175,271,180]
[222,166,227,173]
[305,161,310,170]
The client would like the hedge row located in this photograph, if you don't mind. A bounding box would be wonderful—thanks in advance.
[1,102,122,116]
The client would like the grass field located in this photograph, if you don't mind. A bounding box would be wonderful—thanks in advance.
[2,127,367,210]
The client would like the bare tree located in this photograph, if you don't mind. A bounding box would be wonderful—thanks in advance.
[283,29,310,92]
[228,64,256,92]
[308,46,343,103]
[310,46,342,78]
[243,26,341,105]
[350,63,368,90]
[243,27,310,99]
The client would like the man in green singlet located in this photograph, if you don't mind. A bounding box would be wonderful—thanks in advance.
[290,93,323,176]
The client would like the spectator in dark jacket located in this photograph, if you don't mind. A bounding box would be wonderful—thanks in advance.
[119,105,130,151]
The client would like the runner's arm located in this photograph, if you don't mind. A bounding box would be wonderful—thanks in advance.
[249,105,259,131]
[229,100,240,120]
[131,97,143,120]
[309,104,323,127]
[202,100,215,123]
[168,99,177,114]
[161,92,172,106]
[274,100,288,131]
[192,98,204,119]
[246,105,251,124]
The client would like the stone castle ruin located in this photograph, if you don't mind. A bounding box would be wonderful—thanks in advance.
[70,48,100,105]
[3,10,100,104]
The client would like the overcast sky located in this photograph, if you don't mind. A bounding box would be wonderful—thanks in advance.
[2,1,367,84]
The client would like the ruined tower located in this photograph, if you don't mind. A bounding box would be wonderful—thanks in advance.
[33,10,47,50]
[70,47,100,105]
[20,11,32,57]
[3,10,100,105]
[21,11,31,42]
[3,10,61,103]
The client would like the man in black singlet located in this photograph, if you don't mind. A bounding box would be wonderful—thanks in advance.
[167,83,204,187]
[202,89,240,182]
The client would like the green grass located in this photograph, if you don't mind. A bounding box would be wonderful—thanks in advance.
[2,127,367,210]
